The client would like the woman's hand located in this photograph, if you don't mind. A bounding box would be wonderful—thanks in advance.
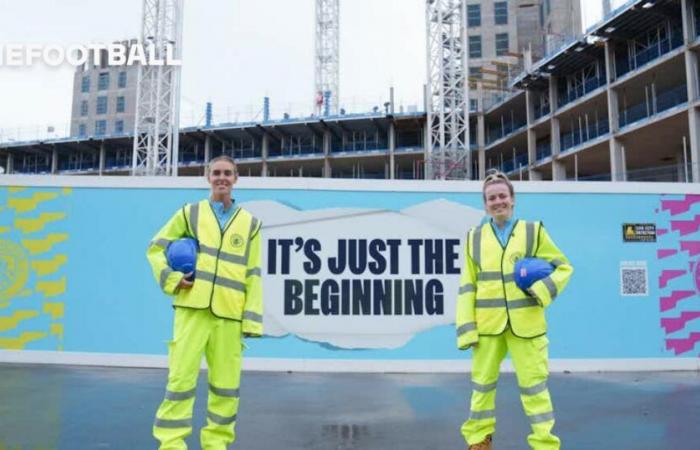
[177,273,194,289]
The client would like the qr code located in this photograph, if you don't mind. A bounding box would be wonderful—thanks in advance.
[621,267,648,296]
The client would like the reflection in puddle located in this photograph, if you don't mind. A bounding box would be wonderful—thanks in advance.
[322,423,370,448]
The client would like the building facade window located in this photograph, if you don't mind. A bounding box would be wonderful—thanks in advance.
[496,33,509,56]
[118,71,127,88]
[469,66,482,79]
[469,36,482,58]
[78,124,87,137]
[115,120,124,134]
[80,100,88,116]
[494,2,508,25]
[98,72,110,90]
[81,75,90,93]
[467,4,481,28]
[96,96,108,115]
[470,99,478,111]
[95,120,107,136]
[116,96,125,113]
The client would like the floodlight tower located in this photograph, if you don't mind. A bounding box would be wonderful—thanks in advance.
[132,0,184,176]
[315,0,340,116]
[425,0,470,180]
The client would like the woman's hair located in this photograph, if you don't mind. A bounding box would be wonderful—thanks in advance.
[206,155,238,175]
[482,169,514,199]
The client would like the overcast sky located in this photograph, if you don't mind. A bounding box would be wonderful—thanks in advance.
[0,0,623,136]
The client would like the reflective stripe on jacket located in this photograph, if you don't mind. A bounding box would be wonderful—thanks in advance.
[455,220,573,349]
[147,200,264,336]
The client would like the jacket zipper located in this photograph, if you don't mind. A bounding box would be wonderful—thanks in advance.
[491,220,520,330]
[207,204,241,310]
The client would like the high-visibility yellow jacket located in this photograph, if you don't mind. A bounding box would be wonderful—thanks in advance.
[456,220,573,349]
[147,199,263,336]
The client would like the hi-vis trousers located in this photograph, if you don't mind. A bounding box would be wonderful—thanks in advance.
[462,327,560,450]
[154,308,243,450]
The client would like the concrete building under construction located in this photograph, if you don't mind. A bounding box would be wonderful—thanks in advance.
[9,0,699,182]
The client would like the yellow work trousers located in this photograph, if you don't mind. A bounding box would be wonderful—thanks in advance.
[461,327,560,450]
[153,307,243,450]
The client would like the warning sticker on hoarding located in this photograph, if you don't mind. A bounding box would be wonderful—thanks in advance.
[622,223,656,243]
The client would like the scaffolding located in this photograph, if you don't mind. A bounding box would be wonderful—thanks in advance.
[131,0,184,176]
[315,0,340,116]
[425,0,470,180]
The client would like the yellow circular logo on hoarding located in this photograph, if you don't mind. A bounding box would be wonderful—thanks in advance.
[0,239,29,301]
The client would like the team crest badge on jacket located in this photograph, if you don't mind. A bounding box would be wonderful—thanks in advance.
[230,234,245,249]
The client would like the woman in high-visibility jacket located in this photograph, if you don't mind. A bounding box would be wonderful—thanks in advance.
[456,171,573,450]
[147,155,263,450]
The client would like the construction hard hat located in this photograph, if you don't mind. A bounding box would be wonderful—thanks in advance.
[166,238,198,279]
[514,257,554,291]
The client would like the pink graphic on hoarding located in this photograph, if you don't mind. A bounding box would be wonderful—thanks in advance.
[660,195,700,215]
[659,269,687,288]
[660,290,695,312]
[670,215,700,236]
[665,333,700,355]
[656,194,700,356]
[660,312,700,334]
[657,249,678,259]
[680,241,700,257]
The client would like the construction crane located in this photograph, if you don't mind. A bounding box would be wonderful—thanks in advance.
[132,0,338,175]
[425,0,471,180]
[314,0,340,116]
[131,0,184,176]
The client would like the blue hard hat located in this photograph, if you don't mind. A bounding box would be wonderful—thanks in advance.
[166,238,198,279]
[514,257,554,291]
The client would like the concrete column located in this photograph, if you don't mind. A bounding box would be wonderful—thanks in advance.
[99,142,105,176]
[548,76,559,115]
[548,76,564,179]
[477,113,486,179]
[525,89,536,126]
[685,43,699,102]
[683,0,700,182]
[550,116,561,156]
[604,42,618,117]
[525,89,539,180]
[604,41,626,181]
[677,148,690,182]
[552,160,567,180]
[683,21,700,183]
[388,121,395,179]
[550,115,563,180]
[204,134,211,163]
[323,130,332,178]
[527,129,540,180]
[51,146,58,174]
[609,138,626,181]
[687,108,700,182]
[7,153,13,174]
[261,134,269,177]
[682,0,696,45]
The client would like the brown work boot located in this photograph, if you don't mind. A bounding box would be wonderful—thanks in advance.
[468,434,492,450]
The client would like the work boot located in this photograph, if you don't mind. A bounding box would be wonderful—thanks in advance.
[468,435,492,450]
